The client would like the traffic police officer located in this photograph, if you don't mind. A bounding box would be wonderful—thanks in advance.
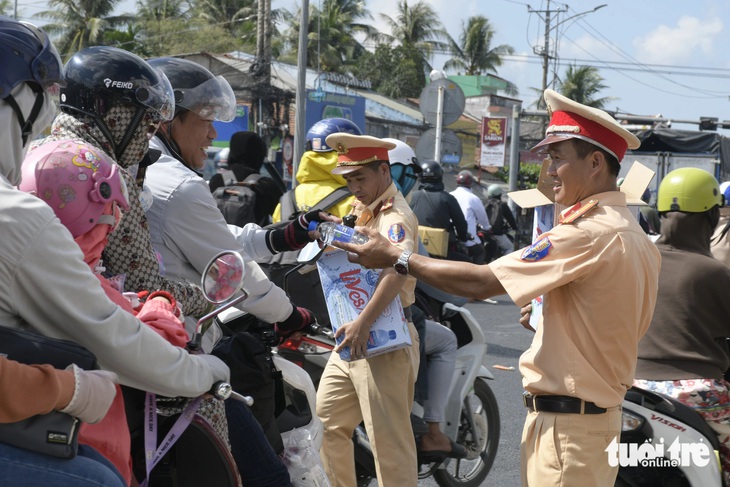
[315,134,420,487]
[335,89,661,487]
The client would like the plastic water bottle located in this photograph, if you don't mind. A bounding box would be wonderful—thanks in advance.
[368,329,397,347]
[308,221,369,245]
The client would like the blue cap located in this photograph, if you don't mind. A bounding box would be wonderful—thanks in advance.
[308,221,318,232]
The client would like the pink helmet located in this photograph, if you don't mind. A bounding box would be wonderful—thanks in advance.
[21,139,130,237]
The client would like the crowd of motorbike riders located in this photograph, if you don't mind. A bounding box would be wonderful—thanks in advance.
[3,14,730,487]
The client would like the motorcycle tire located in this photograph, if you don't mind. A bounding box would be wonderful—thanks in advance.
[433,379,500,487]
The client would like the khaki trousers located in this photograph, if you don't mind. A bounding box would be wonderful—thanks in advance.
[316,322,419,487]
[520,407,621,487]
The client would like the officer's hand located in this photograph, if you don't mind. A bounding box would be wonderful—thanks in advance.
[333,226,401,269]
[519,303,535,333]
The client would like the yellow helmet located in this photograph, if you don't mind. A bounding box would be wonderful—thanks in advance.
[657,167,722,212]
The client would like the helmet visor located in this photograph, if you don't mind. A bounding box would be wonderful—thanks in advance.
[177,76,236,122]
[136,69,175,122]
[177,75,236,122]
[20,21,65,89]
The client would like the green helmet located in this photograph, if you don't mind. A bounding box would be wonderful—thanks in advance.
[487,184,502,198]
[657,167,722,213]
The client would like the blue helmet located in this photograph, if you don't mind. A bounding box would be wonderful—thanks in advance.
[0,17,64,146]
[306,118,362,152]
[0,16,64,98]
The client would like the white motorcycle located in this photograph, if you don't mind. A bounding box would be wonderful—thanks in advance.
[617,386,725,486]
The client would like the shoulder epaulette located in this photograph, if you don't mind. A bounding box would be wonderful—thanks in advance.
[559,199,599,224]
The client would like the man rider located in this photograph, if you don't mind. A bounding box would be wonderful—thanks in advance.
[634,167,730,483]
[409,160,470,261]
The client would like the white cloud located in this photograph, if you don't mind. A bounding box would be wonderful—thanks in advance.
[633,16,723,64]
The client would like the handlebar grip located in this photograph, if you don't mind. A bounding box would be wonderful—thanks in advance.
[210,381,254,406]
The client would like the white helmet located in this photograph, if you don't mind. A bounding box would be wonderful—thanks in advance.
[383,138,421,197]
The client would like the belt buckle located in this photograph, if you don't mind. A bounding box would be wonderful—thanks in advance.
[522,393,533,410]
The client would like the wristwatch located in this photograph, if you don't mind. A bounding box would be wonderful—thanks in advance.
[394,250,412,276]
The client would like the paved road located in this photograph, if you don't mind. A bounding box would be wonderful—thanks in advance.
[419,294,534,487]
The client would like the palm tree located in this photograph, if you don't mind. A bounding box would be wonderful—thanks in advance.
[37,0,135,59]
[445,15,517,95]
[278,0,375,73]
[378,0,448,75]
[558,64,613,108]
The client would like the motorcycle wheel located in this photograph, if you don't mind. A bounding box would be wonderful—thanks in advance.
[433,379,500,487]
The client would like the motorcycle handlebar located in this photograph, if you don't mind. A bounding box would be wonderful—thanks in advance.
[308,322,335,340]
[210,381,254,406]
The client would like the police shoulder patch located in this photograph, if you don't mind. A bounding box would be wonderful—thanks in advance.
[388,223,406,243]
[521,236,552,262]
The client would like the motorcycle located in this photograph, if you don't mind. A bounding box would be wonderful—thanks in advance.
[275,243,501,487]
[616,386,725,486]
[125,251,256,487]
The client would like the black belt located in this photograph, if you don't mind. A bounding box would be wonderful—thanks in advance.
[403,306,412,321]
[523,393,607,415]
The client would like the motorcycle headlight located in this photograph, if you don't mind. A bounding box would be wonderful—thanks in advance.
[621,409,645,432]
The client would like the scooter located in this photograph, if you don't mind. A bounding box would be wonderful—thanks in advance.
[616,386,725,486]
[275,243,501,487]
[125,251,256,487]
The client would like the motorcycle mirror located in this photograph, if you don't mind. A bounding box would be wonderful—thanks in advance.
[202,251,245,304]
[297,241,324,264]
[188,251,248,352]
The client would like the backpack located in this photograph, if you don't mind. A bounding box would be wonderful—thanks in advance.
[213,174,282,227]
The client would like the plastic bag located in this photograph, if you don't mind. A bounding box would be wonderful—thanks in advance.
[281,427,331,487]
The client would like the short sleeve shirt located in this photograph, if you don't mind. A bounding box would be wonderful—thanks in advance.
[489,191,661,407]
[352,182,418,307]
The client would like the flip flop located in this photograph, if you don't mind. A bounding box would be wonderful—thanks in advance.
[418,441,468,463]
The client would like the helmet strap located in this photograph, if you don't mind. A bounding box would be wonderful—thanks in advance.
[115,106,147,160]
[4,85,45,147]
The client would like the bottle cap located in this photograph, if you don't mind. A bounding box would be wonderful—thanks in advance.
[307,221,318,232]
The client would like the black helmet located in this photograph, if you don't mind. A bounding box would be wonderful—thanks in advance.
[148,57,236,122]
[419,160,443,183]
[60,46,174,123]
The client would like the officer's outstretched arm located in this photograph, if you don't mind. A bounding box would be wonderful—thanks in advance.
[335,226,504,300]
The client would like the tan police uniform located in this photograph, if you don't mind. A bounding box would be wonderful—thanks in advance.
[490,89,661,487]
[492,193,660,486]
[316,135,420,487]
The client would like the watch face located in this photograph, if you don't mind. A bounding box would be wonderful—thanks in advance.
[394,262,408,275]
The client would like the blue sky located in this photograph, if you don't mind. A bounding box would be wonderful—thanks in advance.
[19,0,730,132]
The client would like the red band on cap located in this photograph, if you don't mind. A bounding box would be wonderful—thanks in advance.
[337,147,390,166]
[548,111,628,161]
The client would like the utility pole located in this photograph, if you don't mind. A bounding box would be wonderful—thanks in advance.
[527,1,606,134]
[527,0,567,110]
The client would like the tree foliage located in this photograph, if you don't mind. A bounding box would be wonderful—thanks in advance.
[445,15,517,95]
[378,0,447,76]
[278,0,374,73]
[351,43,424,99]
[37,0,135,60]
[559,64,613,108]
